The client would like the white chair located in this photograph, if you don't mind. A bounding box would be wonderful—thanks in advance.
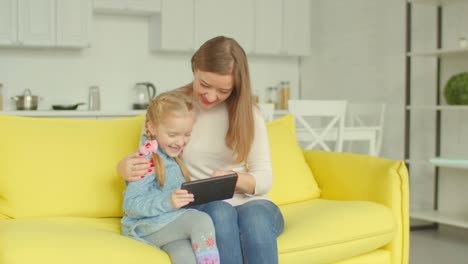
[288,100,347,152]
[258,103,275,122]
[344,102,386,156]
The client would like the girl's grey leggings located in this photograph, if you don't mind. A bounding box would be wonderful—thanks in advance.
[142,210,219,264]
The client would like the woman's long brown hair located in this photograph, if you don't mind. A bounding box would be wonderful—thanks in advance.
[146,91,194,187]
[186,36,255,164]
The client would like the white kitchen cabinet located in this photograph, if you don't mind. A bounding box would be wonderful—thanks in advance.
[149,0,310,56]
[150,0,194,51]
[18,0,55,47]
[128,0,159,13]
[94,0,160,15]
[0,0,17,45]
[93,0,125,10]
[56,0,91,47]
[0,0,91,48]
[194,0,255,53]
[282,0,310,56]
[254,0,282,55]
[254,0,310,56]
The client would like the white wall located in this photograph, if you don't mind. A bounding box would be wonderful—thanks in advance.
[0,14,300,111]
[300,0,406,160]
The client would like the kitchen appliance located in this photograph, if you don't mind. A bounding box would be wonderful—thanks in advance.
[133,82,156,110]
[88,86,100,110]
[52,103,85,110]
[11,89,41,110]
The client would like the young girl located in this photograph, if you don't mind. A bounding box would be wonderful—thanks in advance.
[121,91,220,264]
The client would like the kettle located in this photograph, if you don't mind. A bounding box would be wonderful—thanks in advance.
[133,82,157,110]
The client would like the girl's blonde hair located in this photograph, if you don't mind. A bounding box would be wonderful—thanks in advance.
[188,36,255,164]
[146,91,195,187]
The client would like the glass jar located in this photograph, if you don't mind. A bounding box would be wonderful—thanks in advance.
[279,81,290,110]
[0,83,3,111]
[266,86,279,109]
[88,86,101,111]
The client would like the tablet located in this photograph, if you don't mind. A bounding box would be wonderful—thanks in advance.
[181,173,238,207]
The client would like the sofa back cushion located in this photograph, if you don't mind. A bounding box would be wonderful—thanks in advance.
[266,114,321,205]
[0,115,144,218]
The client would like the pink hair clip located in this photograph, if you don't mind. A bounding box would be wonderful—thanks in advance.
[139,139,158,155]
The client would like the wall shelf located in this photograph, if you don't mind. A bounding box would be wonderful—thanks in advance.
[407,47,468,57]
[430,157,468,169]
[406,105,468,110]
[411,210,468,229]
[405,0,468,230]
[408,0,468,5]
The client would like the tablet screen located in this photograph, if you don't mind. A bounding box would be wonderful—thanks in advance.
[181,173,238,207]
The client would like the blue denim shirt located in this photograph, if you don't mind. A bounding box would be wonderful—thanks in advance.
[121,146,190,242]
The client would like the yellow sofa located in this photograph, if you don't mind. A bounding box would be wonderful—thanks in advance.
[0,114,409,264]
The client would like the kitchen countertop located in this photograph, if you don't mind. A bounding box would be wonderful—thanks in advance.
[1,109,289,118]
[0,110,146,117]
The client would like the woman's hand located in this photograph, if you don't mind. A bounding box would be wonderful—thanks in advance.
[212,170,256,195]
[211,170,235,177]
[171,189,194,209]
[117,153,152,182]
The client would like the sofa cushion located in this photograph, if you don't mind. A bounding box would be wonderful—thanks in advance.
[277,199,395,264]
[0,217,170,264]
[0,115,144,218]
[334,250,391,264]
[266,114,321,205]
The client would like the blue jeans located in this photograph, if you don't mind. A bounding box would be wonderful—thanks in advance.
[190,199,284,264]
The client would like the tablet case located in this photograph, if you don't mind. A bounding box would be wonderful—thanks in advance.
[181,173,238,207]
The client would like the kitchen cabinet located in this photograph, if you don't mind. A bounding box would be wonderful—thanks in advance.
[254,0,283,55]
[94,0,160,15]
[282,0,310,56]
[0,0,17,45]
[56,0,92,47]
[193,0,310,56]
[150,0,310,56]
[254,0,310,56]
[150,0,256,53]
[149,0,194,51]
[194,0,255,53]
[0,0,91,48]
[18,0,55,46]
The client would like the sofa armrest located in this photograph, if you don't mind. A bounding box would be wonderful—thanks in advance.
[303,150,409,264]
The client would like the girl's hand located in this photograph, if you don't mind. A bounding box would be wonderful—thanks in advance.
[117,153,152,182]
[171,189,194,209]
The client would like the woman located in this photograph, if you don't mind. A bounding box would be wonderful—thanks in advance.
[117,36,284,264]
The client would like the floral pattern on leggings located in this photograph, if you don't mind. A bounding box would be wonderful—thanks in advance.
[195,249,219,264]
[193,234,219,264]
